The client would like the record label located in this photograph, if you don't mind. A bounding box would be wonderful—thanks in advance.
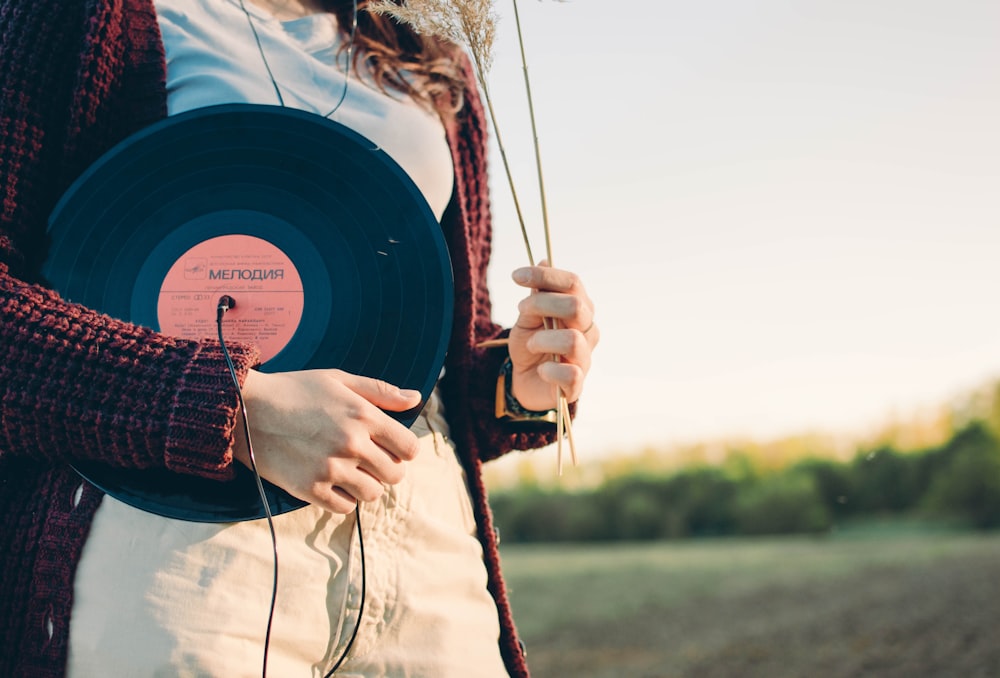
[157,234,304,363]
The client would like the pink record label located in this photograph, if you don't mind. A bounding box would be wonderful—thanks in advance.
[157,235,305,363]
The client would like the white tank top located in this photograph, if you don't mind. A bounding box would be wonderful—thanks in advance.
[155,0,455,220]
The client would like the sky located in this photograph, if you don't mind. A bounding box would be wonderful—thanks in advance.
[475,0,1000,465]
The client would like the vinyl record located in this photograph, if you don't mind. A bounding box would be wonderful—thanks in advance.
[44,104,453,522]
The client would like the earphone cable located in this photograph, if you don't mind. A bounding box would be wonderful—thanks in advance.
[238,0,359,120]
[223,3,365,671]
[216,296,279,678]
[321,0,359,119]
[217,296,366,676]
[238,0,285,107]
[323,503,366,678]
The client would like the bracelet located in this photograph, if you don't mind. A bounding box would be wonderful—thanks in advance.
[495,357,558,424]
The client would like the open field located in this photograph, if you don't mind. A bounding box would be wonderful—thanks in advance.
[499,527,1000,677]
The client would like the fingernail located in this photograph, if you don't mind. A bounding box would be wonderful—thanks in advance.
[399,389,421,399]
[512,268,531,284]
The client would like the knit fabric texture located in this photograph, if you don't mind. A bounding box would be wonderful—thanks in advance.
[0,0,562,675]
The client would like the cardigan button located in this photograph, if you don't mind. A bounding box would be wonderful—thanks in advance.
[71,483,85,509]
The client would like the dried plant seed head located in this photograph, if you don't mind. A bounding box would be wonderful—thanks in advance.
[368,0,498,72]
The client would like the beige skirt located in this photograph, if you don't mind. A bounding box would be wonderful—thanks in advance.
[68,394,509,677]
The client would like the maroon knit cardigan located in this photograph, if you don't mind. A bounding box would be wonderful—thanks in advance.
[0,0,558,675]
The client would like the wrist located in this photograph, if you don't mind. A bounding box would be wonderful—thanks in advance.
[495,357,557,424]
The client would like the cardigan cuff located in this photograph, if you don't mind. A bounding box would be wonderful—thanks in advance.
[163,341,260,480]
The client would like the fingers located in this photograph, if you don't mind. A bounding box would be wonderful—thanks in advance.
[316,374,421,503]
[282,435,408,515]
[512,265,597,339]
[512,263,586,295]
[238,369,424,515]
[325,487,361,515]
[535,360,587,403]
[520,328,590,402]
[320,462,391,513]
[524,327,593,373]
[517,293,596,337]
[335,370,423,412]
[333,371,422,465]
[506,263,598,409]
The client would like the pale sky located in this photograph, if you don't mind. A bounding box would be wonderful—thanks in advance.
[479,0,1000,462]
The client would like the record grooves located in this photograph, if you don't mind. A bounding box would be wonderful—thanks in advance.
[45,104,453,522]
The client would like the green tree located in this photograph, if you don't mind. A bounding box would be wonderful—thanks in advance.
[734,472,831,535]
[923,422,1000,528]
[850,445,921,514]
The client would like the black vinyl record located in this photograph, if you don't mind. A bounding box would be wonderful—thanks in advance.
[44,104,453,523]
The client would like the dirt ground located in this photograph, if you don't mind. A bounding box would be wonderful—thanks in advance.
[517,548,1000,678]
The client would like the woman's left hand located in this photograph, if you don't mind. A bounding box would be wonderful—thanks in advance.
[506,263,599,412]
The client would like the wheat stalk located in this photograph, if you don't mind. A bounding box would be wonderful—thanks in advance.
[369,0,577,471]
[508,0,575,471]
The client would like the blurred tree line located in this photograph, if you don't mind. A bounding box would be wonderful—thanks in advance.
[489,382,1000,542]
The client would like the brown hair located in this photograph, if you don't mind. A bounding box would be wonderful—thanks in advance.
[323,0,467,116]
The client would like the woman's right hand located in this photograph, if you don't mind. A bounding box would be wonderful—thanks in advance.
[236,369,423,514]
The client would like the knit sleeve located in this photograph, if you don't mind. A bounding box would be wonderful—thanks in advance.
[0,276,260,478]
[0,0,260,479]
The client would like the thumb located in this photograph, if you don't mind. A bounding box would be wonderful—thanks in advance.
[337,372,423,412]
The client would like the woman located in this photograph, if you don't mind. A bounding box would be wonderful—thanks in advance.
[0,0,598,676]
